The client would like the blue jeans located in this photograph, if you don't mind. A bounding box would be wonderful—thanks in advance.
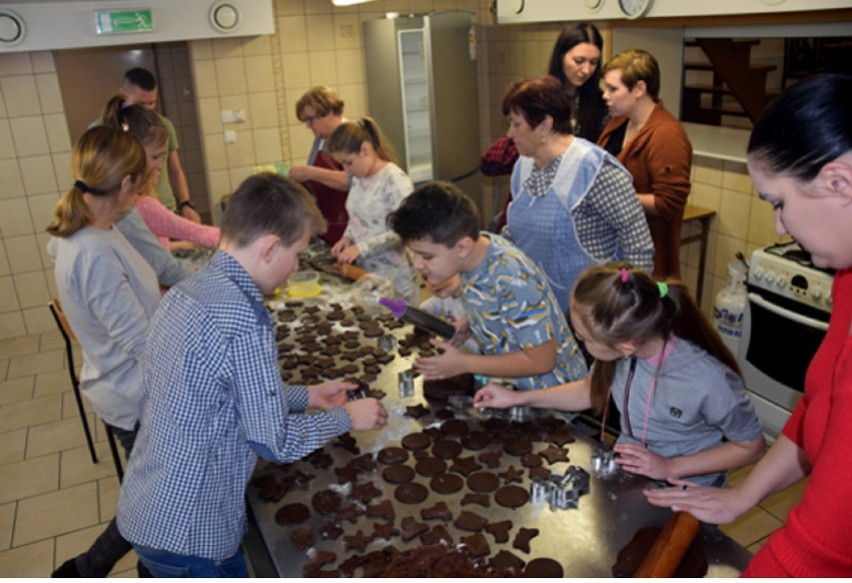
[134,545,248,578]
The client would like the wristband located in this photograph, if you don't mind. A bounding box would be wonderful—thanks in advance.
[178,200,196,211]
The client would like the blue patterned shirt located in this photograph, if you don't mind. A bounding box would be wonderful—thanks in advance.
[461,234,588,390]
[117,251,351,560]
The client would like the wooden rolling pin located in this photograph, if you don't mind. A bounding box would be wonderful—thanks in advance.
[634,511,700,577]
[333,262,369,281]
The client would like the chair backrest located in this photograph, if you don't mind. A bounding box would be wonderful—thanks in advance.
[49,298,77,343]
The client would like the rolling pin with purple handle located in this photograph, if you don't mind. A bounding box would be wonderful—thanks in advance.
[378,297,456,339]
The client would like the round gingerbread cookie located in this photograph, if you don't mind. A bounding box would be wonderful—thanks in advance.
[495,485,530,509]
[432,439,463,460]
[430,472,464,494]
[401,432,432,451]
[524,558,563,578]
[312,489,343,515]
[415,456,448,477]
[394,482,429,504]
[274,502,310,526]
[377,446,409,465]
[382,464,416,484]
[466,471,500,493]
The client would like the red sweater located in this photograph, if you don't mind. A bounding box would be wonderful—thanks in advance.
[744,268,852,577]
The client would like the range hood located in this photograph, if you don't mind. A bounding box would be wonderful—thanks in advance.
[0,0,273,53]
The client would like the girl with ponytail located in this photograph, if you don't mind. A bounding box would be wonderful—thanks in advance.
[327,117,417,303]
[474,261,765,487]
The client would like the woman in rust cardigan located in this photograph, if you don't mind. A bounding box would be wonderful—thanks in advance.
[597,49,692,279]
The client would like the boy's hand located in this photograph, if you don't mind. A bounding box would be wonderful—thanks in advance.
[344,398,388,431]
[473,382,518,409]
[331,237,352,259]
[415,339,467,379]
[308,381,355,410]
[450,316,471,348]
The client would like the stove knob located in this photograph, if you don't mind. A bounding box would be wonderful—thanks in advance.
[753,267,765,281]
[811,288,823,301]
[775,276,787,288]
[764,272,776,286]
[826,295,833,308]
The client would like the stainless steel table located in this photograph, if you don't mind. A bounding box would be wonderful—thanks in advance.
[245,278,752,577]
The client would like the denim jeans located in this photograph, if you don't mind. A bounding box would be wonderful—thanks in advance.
[73,424,143,577]
[134,545,249,578]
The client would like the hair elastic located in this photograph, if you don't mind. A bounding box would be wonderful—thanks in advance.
[74,180,89,193]
[619,267,629,284]
[657,282,669,298]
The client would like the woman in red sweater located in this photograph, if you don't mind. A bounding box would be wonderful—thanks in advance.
[644,73,852,577]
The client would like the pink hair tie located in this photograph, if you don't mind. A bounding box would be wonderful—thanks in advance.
[619,267,629,284]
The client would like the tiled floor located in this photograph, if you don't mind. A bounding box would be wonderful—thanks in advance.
[0,330,806,577]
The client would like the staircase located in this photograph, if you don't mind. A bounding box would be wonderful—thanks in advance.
[681,38,777,128]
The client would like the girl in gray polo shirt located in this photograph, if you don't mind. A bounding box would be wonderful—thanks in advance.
[474,262,765,487]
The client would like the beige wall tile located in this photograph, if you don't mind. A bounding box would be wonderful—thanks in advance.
[0,158,24,198]
[0,331,38,358]
[215,58,248,96]
[253,128,284,164]
[308,50,338,87]
[43,113,71,153]
[212,37,244,59]
[245,55,275,94]
[0,454,58,505]
[224,130,257,167]
[336,50,365,86]
[27,194,59,231]
[276,0,306,16]
[279,16,309,53]
[690,182,722,214]
[51,152,71,188]
[0,53,32,76]
[33,368,68,397]
[0,275,19,313]
[0,119,14,159]
[35,74,63,114]
[227,166,253,192]
[0,76,41,117]
[747,198,779,247]
[0,539,54,578]
[718,189,752,239]
[693,156,724,186]
[22,305,53,335]
[193,58,218,98]
[4,234,42,274]
[207,168,233,201]
[305,0,331,13]
[288,123,315,164]
[9,116,49,158]
[249,91,280,129]
[0,312,27,340]
[0,198,35,237]
[36,232,54,271]
[241,35,272,56]
[20,156,58,196]
[14,482,98,547]
[281,52,311,89]
[333,13,362,51]
[202,133,228,170]
[13,271,49,310]
[0,502,14,550]
[30,52,55,74]
[189,38,214,61]
[336,83,367,118]
[722,160,753,194]
[713,232,748,279]
[197,97,223,134]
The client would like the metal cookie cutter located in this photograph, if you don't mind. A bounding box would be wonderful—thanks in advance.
[398,369,414,398]
[377,334,396,353]
[590,447,619,480]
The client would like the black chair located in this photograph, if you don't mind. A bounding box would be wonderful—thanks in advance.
[48,299,124,482]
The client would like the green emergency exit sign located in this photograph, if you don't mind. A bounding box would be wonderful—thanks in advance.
[95,9,154,35]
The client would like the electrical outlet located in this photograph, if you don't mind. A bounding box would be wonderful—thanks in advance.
[221,110,235,124]
[340,24,353,38]
[233,109,246,122]
[224,130,237,144]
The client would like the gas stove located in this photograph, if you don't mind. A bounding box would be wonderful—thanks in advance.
[748,241,834,315]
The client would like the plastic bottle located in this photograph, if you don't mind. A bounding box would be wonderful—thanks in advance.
[713,260,748,356]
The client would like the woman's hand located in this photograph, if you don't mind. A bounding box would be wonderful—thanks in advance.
[614,442,670,481]
[473,382,520,409]
[414,339,467,379]
[331,237,352,259]
[307,381,355,410]
[644,479,745,525]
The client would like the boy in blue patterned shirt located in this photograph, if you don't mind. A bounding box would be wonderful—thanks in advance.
[388,180,588,391]
[117,174,387,577]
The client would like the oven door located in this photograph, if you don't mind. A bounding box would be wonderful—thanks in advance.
[738,291,828,434]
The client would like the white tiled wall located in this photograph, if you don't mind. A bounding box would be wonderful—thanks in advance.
[0,51,67,340]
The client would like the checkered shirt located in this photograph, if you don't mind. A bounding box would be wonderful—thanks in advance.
[117,251,351,560]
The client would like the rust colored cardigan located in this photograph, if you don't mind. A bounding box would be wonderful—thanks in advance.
[597,103,692,279]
